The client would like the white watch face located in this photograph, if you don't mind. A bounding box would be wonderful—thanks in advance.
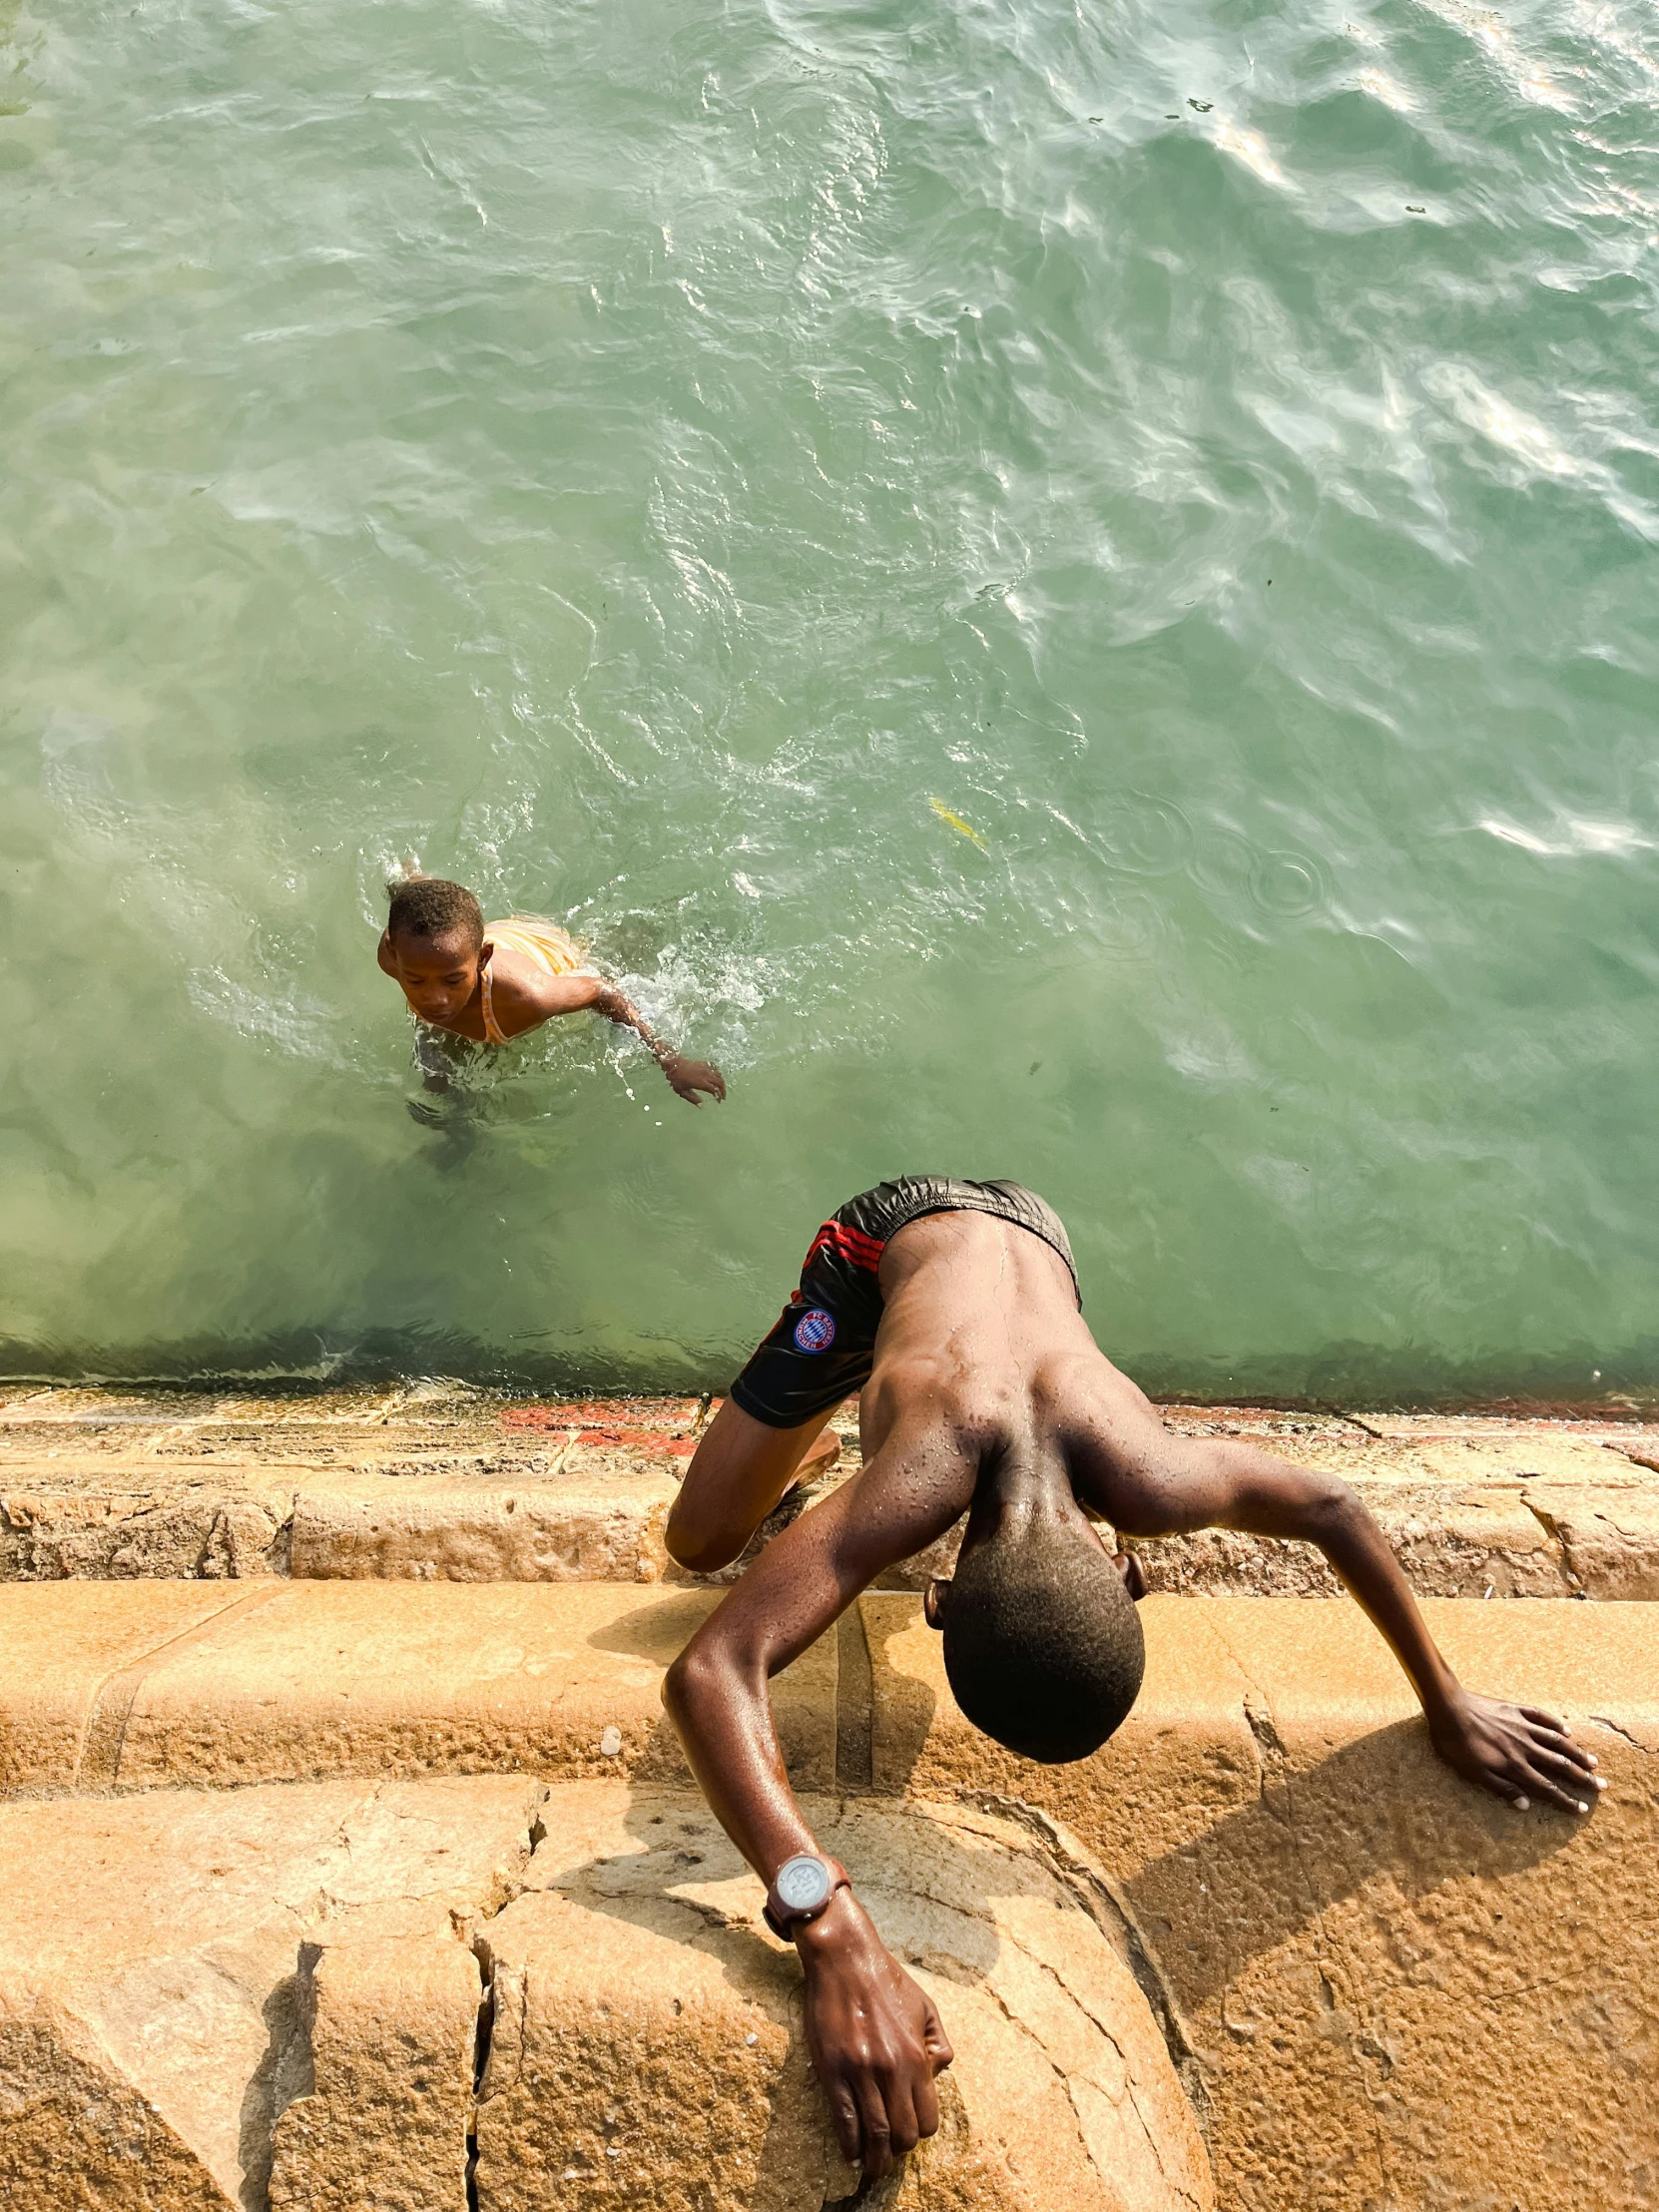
[775,1854,832,1914]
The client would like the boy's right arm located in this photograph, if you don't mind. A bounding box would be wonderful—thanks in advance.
[413,1025,458,1092]
[663,1434,971,2181]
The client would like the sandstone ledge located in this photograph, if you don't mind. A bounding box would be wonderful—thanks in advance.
[0,1581,835,1796]
[7,1388,1659,1596]
[0,1780,1211,2212]
[0,1585,1654,2208]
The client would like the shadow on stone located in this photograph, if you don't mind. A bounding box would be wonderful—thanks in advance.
[1123,1719,1588,2013]
[238,1953,313,2211]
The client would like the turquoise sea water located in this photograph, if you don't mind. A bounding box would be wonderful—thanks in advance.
[3,0,1657,1399]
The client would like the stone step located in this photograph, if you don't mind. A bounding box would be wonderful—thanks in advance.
[0,1581,834,1798]
[1,1584,1654,2209]
[4,1386,1659,1595]
[0,1779,1212,2212]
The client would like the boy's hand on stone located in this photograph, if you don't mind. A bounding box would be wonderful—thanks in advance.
[1428,1689,1605,1814]
[662,1055,727,1105]
[796,1890,952,2180]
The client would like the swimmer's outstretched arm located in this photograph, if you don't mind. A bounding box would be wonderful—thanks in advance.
[1077,1404,1605,1815]
[517,970,726,1105]
[664,1425,974,2183]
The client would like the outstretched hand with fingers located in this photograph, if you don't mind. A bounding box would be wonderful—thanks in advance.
[661,1054,727,1105]
[1428,1690,1605,1814]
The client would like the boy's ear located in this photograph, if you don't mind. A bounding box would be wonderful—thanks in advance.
[923,1577,950,1631]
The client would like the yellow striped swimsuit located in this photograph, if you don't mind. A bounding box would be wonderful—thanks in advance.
[480,916,589,1044]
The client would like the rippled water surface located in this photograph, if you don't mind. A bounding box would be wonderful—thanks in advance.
[4,0,1658,1395]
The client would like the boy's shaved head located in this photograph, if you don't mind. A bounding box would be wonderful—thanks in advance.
[938,1512,1144,1764]
[387,876,484,949]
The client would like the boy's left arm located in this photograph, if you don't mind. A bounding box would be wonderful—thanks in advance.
[1092,1431,1604,1815]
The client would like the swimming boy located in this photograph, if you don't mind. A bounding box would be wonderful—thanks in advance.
[377,876,726,1107]
[662,1175,1604,2182]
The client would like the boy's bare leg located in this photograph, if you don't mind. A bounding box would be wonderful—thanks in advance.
[666,1399,841,1573]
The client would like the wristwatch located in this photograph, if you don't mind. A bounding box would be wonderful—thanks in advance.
[763,1853,849,1940]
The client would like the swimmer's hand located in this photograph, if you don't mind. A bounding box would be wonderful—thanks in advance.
[1427,1689,1604,1815]
[796,1891,952,2182]
[660,1054,727,1106]
[407,1097,448,1128]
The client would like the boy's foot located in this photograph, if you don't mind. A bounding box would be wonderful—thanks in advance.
[803,1427,842,1476]
[769,1428,844,1520]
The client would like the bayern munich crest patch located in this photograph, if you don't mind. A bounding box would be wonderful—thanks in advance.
[793,1308,836,1353]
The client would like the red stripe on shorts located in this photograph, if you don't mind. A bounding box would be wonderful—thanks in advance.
[806,1221,885,1274]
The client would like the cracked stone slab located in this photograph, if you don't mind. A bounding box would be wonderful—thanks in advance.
[269,1929,484,2212]
[0,1775,545,2211]
[1522,1483,1659,1599]
[0,1777,1212,2212]
[475,1786,1212,2212]
[862,1592,1659,2211]
[1,1578,1653,2211]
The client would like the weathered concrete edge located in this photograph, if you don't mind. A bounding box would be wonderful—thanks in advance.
[5,1462,1659,1597]
[7,1389,1659,1596]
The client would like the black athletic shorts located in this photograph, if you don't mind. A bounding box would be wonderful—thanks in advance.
[728,1176,1080,1430]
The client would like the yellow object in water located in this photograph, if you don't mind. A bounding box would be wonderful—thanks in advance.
[928,797,987,850]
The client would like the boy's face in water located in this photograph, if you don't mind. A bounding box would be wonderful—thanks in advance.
[386,927,483,1026]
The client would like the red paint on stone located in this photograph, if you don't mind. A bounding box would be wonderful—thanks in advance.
[574,1428,697,1457]
[500,1397,704,1433]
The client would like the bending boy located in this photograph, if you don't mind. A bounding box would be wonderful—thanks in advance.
[377,876,726,1109]
[662,1175,1602,2182]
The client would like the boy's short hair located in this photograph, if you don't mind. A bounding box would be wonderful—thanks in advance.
[940,1514,1144,1764]
[386,876,484,949]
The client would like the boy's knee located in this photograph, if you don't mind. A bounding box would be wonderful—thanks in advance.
[664,1501,743,1575]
